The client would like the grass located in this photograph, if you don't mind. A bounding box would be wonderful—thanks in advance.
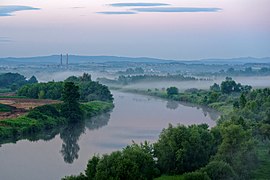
[208,102,233,115]
[81,101,114,117]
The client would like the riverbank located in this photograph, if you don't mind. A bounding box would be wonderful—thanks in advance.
[63,87,269,180]
[0,101,114,145]
[112,88,233,115]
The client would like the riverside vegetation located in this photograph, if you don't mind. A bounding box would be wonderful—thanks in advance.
[63,77,270,180]
[0,73,114,145]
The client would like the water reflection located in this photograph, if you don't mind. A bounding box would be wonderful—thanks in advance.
[166,100,179,110]
[0,112,111,164]
[85,113,110,130]
[60,112,111,164]
[60,121,85,164]
[177,101,220,121]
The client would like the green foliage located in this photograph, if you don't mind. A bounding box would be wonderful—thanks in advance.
[239,93,247,108]
[251,144,270,179]
[61,82,83,123]
[154,124,216,174]
[0,72,37,91]
[28,76,38,84]
[80,101,114,118]
[202,160,236,180]
[79,81,113,102]
[85,156,100,180]
[220,77,252,94]
[210,83,220,92]
[166,87,179,97]
[0,103,15,112]
[18,73,113,102]
[18,81,64,99]
[62,174,86,180]
[67,143,159,180]
[29,104,60,118]
[0,100,113,145]
[96,143,158,180]
[214,121,257,179]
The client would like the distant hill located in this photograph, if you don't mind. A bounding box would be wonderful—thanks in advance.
[186,57,270,65]
[0,55,269,65]
[0,55,171,64]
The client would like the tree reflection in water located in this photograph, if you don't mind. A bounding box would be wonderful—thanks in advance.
[59,112,111,164]
[166,101,179,110]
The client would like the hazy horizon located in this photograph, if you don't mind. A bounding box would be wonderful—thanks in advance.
[0,0,270,59]
[0,54,270,62]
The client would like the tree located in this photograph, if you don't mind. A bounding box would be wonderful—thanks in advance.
[203,160,236,180]
[61,82,82,123]
[28,76,38,84]
[79,143,159,180]
[166,87,179,97]
[210,83,220,92]
[239,93,247,108]
[80,73,91,82]
[215,123,257,179]
[154,124,215,174]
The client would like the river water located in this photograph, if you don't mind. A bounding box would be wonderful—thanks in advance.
[0,91,218,180]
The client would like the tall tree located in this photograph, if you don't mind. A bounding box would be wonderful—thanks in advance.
[61,82,82,123]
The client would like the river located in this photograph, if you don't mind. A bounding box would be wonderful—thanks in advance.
[0,91,218,180]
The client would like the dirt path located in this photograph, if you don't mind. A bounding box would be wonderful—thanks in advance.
[0,98,61,120]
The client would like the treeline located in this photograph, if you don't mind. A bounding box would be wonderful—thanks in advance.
[197,66,270,77]
[98,74,206,86]
[0,72,37,91]
[117,67,144,75]
[63,86,270,180]
[17,73,113,102]
[164,78,252,113]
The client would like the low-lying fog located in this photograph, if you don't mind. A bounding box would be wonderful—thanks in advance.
[121,76,270,91]
[19,70,270,91]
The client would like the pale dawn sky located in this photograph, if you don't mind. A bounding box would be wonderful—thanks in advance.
[0,0,269,60]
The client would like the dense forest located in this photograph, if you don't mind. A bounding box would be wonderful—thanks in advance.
[63,78,270,180]
[18,73,113,102]
[0,72,37,91]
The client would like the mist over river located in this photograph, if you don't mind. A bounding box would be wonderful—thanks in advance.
[0,91,217,180]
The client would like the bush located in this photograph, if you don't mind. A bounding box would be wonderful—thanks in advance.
[154,124,216,174]
[65,143,159,180]
[95,143,158,180]
[33,104,60,118]
[166,87,179,97]
[203,160,236,180]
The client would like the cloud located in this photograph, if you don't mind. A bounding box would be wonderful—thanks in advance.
[97,11,137,15]
[131,7,222,13]
[0,5,40,16]
[71,7,85,9]
[109,3,170,7]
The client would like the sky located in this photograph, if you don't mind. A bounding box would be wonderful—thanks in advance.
[0,0,269,60]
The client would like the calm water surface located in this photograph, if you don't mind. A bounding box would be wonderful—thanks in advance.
[0,91,218,180]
